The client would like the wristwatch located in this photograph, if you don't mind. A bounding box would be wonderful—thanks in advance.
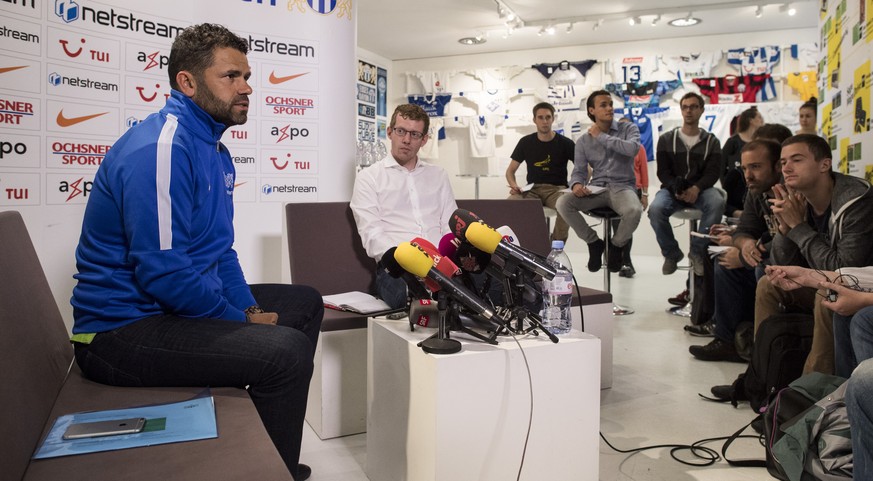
[245,305,265,315]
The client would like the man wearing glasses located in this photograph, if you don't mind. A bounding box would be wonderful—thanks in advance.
[647,92,725,276]
[351,104,457,309]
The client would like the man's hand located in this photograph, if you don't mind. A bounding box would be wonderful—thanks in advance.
[245,305,278,325]
[770,184,807,234]
[718,247,743,269]
[572,183,591,197]
[509,184,522,196]
[819,281,873,316]
[765,265,832,291]
[677,185,700,204]
[641,194,648,210]
[587,124,603,137]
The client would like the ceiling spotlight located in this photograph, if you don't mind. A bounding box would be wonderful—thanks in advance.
[651,14,661,26]
[537,27,545,36]
[755,5,764,17]
[593,18,603,31]
[566,23,574,33]
[545,24,556,35]
[669,13,700,27]
[780,3,797,15]
[629,16,640,26]
[458,36,486,45]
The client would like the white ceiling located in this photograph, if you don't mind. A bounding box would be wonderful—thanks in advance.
[357,0,819,61]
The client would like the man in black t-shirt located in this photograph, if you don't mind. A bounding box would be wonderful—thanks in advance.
[505,102,576,241]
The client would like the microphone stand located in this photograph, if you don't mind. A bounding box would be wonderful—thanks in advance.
[493,257,559,343]
[418,290,462,354]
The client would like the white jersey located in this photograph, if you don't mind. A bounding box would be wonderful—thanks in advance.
[407,70,454,95]
[418,117,445,159]
[534,84,592,114]
[701,104,744,143]
[609,55,660,83]
[662,51,722,81]
[458,88,522,117]
[450,115,504,158]
[469,66,527,90]
[791,43,820,70]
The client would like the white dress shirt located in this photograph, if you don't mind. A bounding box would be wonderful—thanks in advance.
[350,155,457,261]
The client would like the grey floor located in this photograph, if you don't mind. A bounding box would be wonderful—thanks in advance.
[298,253,773,480]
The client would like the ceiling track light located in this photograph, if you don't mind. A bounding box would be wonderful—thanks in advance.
[545,24,556,35]
[755,5,764,17]
[566,22,574,33]
[780,3,797,15]
[593,18,603,31]
[651,14,661,26]
[629,16,640,26]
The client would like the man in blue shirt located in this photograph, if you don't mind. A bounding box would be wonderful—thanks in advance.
[556,90,643,272]
[70,24,320,481]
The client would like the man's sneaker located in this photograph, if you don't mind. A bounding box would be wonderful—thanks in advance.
[587,239,605,272]
[668,289,690,306]
[684,320,715,337]
[607,241,623,272]
[689,338,747,363]
[688,251,706,277]
[618,264,636,278]
[662,253,684,275]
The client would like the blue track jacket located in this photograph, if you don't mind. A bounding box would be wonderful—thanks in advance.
[71,90,255,334]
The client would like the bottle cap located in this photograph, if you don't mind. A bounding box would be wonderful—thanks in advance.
[551,240,565,250]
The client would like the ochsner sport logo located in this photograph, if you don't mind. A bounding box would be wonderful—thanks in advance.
[54,0,185,39]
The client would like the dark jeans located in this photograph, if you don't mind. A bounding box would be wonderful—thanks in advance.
[376,266,409,309]
[712,263,760,342]
[73,284,323,479]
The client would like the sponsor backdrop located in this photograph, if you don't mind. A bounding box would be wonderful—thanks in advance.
[819,0,873,180]
[0,0,356,327]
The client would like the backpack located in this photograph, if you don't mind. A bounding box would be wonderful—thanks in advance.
[730,313,814,411]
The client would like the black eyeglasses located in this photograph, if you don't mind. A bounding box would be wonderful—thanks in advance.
[392,127,425,140]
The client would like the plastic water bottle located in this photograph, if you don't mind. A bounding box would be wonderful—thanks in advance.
[541,240,573,334]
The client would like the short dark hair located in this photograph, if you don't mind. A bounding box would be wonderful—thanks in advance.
[753,123,793,144]
[679,92,705,109]
[782,134,832,161]
[737,107,760,132]
[389,104,430,133]
[585,90,611,122]
[168,23,249,90]
[741,139,782,167]
[532,102,555,117]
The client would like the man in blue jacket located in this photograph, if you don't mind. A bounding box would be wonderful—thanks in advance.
[70,24,321,481]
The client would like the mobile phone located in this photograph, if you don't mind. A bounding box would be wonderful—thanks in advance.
[62,417,146,440]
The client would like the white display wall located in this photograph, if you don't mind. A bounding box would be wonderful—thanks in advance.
[0,0,356,328]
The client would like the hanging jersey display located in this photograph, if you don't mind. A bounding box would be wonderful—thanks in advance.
[606,80,682,107]
[700,104,745,142]
[617,106,670,161]
[407,94,452,140]
[534,84,591,114]
[418,117,445,159]
[469,66,527,90]
[531,59,597,86]
[662,51,722,81]
[786,71,818,101]
[693,74,775,104]
[406,70,455,95]
[726,45,781,75]
[609,55,661,83]
[791,43,820,69]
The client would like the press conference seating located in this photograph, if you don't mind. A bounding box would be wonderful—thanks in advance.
[0,210,291,481]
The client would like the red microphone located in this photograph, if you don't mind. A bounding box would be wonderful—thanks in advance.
[411,237,461,292]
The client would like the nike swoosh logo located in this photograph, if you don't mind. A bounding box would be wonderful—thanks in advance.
[269,71,308,84]
[0,66,27,75]
[234,182,247,188]
[57,110,109,127]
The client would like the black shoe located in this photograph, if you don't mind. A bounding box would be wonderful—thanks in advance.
[587,239,605,272]
[662,252,684,275]
[618,264,636,278]
[295,464,312,481]
[607,241,623,272]
[684,320,715,337]
[710,384,735,401]
[689,338,746,363]
[668,289,690,306]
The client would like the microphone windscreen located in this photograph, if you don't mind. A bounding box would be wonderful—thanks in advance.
[465,222,502,254]
[409,299,439,328]
[380,247,405,278]
[449,208,481,239]
[438,233,459,259]
[412,237,461,277]
[496,225,520,246]
[394,242,433,278]
[454,241,491,273]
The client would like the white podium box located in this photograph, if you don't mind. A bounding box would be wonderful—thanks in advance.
[574,300,613,389]
[367,320,601,481]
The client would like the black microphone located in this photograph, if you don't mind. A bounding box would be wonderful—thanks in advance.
[381,246,432,300]
[450,208,556,280]
[393,242,496,320]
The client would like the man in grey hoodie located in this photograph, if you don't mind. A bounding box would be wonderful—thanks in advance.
[758,134,873,374]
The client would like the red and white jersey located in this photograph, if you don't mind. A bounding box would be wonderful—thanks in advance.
[609,56,660,83]
[662,51,722,81]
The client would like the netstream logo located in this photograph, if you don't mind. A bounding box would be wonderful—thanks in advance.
[48,72,119,92]
[246,34,316,59]
[261,183,317,195]
[54,0,185,40]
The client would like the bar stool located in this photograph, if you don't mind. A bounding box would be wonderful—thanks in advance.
[667,207,703,318]
[583,206,633,316]
[543,206,558,234]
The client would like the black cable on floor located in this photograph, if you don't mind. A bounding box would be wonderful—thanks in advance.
[599,430,764,467]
